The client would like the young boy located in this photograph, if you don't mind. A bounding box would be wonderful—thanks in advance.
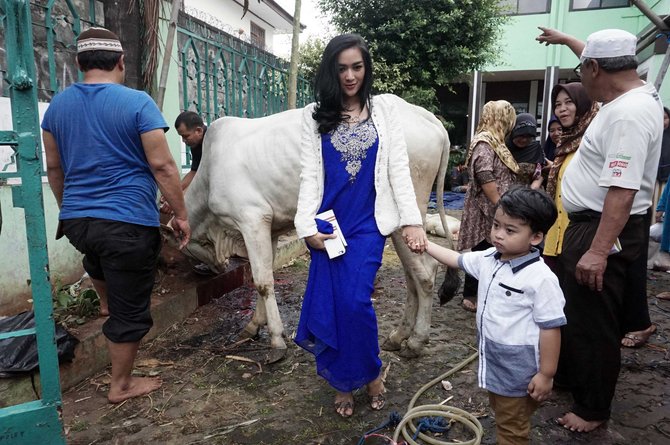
[426,186,565,445]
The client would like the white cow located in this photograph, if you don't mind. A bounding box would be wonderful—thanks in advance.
[176,94,453,358]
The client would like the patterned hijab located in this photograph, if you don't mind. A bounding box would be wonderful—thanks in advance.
[465,100,519,175]
[546,83,599,199]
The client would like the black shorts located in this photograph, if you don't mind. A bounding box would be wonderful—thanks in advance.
[61,218,161,343]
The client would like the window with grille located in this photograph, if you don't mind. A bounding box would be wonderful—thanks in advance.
[499,0,551,15]
[250,21,265,48]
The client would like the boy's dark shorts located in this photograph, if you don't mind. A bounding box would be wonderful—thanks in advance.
[61,218,161,343]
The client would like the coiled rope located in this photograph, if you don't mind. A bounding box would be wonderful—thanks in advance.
[391,351,482,445]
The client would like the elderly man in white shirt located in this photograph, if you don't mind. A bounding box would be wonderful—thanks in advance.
[538,28,663,433]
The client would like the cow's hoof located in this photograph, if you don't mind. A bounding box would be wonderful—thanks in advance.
[238,326,260,340]
[264,348,287,364]
[381,337,402,352]
[397,344,421,359]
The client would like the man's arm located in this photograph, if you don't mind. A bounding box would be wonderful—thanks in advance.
[141,129,191,248]
[43,130,64,207]
[576,186,636,291]
[528,327,560,402]
[181,170,196,191]
[536,27,585,58]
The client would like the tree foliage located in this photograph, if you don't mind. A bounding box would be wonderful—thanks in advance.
[317,0,507,88]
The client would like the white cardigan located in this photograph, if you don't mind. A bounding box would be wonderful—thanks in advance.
[294,94,422,238]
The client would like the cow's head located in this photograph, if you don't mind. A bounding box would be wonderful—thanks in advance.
[160,222,247,273]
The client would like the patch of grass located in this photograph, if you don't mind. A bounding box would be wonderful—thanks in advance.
[70,419,89,433]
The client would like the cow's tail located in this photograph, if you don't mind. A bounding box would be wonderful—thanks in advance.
[435,127,454,249]
[435,126,461,306]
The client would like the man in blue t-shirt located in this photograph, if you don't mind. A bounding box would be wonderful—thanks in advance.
[41,27,190,403]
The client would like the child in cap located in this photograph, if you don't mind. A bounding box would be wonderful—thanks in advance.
[426,186,565,444]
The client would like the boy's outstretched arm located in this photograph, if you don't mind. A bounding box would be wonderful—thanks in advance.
[528,327,561,402]
[425,241,461,269]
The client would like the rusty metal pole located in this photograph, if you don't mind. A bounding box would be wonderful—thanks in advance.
[288,0,301,109]
[629,0,670,91]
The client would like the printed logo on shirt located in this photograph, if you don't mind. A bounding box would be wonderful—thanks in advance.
[612,168,622,177]
[583,134,592,147]
[614,153,631,161]
[609,160,629,169]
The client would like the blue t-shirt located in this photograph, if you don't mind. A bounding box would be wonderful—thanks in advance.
[41,83,168,226]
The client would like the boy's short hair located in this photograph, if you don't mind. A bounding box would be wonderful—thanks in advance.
[175,111,204,130]
[496,186,558,234]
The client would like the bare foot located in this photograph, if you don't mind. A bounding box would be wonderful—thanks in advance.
[108,376,162,403]
[557,412,605,432]
[334,391,354,418]
[621,324,656,348]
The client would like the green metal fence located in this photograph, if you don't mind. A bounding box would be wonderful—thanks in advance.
[0,1,66,443]
[177,12,312,126]
[0,3,312,175]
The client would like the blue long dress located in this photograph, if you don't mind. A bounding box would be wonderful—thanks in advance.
[658,182,670,252]
[295,118,386,392]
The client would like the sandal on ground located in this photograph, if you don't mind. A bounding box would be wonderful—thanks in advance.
[369,392,386,410]
[461,297,477,313]
[621,324,657,348]
[657,291,670,301]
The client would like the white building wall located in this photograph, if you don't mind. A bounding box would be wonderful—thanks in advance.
[184,0,294,55]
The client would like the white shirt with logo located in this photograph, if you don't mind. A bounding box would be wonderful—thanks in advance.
[562,83,663,215]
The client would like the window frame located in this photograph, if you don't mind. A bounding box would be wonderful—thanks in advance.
[250,21,266,49]
[499,0,552,16]
[569,0,631,11]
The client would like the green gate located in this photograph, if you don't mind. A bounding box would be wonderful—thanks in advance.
[177,11,312,126]
[0,1,65,444]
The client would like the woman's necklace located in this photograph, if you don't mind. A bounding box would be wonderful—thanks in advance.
[345,105,365,124]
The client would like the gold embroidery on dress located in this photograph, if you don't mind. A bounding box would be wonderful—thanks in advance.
[330,119,378,182]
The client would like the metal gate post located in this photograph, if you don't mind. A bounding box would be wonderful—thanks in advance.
[0,0,66,444]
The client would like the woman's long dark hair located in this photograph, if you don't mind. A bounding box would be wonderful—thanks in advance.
[312,34,373,134]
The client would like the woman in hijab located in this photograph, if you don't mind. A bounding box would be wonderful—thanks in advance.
[506,112,546,189]
[544,115,562,161]
[457,100,517,312]
[543,83,598,270]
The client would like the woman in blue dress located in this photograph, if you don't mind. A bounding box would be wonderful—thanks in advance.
[294,34,427,418]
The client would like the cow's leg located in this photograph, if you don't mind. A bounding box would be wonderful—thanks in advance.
[382,231,438,357]
[382,234,418,351]
[238,222,287,351]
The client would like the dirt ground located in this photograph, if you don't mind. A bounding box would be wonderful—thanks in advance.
[62,234,670,445]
